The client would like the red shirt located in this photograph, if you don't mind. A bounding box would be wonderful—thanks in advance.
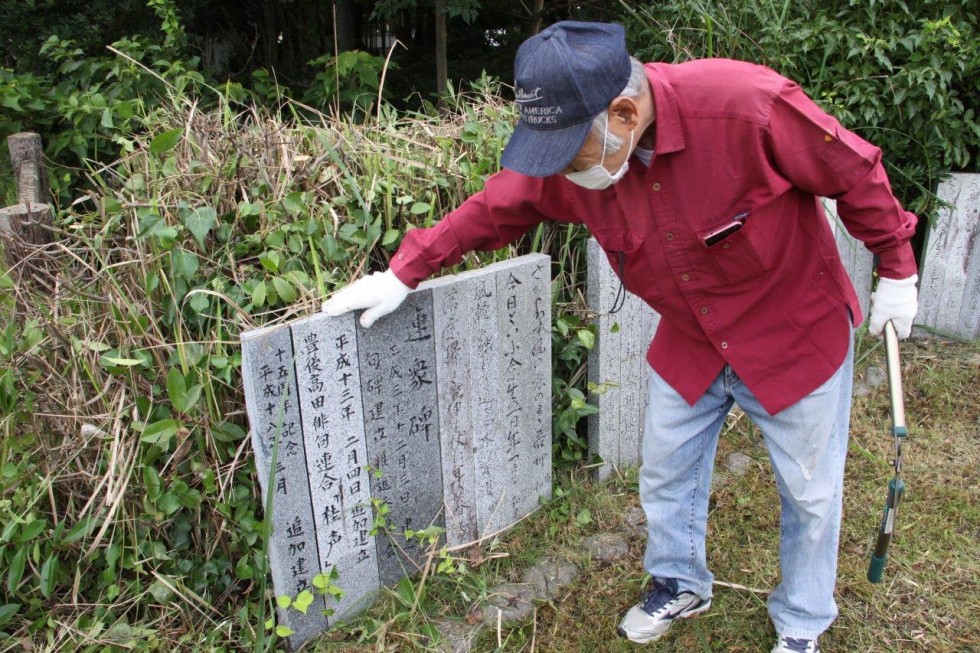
[390,59,918,414]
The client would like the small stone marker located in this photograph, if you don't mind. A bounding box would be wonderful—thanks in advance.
[864,365,887,389]
[522,557,579,599]
[432,617,482,653]
[240,254,552,649]
[581,533,630,563]
[917,174,980,339]
[479,582,538,626]
[473,557,580,628]
[620,506,647,539]
[723,452,753,477]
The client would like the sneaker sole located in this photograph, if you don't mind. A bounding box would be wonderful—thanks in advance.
[616,599,712,644]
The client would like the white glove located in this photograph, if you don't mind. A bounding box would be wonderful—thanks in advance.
[868,274,918,339]
[321,268,411,328]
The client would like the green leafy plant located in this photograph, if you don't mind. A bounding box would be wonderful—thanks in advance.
[551,314,600,465]
[622,0,980,219]
[304,50,392,119]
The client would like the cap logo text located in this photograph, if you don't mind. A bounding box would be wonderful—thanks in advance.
[515,87,543,103]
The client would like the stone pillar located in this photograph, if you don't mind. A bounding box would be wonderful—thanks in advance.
[917,174,980,339]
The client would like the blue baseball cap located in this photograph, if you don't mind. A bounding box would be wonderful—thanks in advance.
[501,21,632,178]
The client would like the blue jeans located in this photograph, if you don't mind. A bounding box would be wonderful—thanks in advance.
[640,334,853,640]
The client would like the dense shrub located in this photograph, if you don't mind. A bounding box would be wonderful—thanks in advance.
[0,71,601,648]
[624,0,980,220]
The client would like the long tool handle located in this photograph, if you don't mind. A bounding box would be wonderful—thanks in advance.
[883,321,906,439]
[868,320,908,583]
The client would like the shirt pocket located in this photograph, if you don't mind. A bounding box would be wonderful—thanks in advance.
[592,228,663,303]
[698,213,774,284]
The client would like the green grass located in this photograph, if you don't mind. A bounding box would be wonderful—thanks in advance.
[310,335,980,652]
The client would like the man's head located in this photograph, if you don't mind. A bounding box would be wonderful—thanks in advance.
[501,21,651,179]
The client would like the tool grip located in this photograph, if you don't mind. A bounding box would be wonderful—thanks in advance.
[867,478,905,583]
[868,553,888,583]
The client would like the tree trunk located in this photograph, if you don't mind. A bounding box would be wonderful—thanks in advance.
[334,0,357,52]
[262,0,277,71]
[530,0,545,35]
[435,0,448,100]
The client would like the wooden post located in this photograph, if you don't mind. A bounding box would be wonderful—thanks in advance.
[1,132,53,291]
[8,132,49,205]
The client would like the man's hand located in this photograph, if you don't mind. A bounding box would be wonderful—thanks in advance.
[321,268,411,328]
[868,275,918,339]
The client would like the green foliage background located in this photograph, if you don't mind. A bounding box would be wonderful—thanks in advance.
[0,1,978,650]
[622,0,980,219]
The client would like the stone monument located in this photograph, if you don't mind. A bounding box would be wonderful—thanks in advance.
[240,254,552,649]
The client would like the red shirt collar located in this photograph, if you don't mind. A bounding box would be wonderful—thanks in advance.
[645,63,686,156]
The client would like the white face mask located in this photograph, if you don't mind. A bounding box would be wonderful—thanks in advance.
[565,120,634,190]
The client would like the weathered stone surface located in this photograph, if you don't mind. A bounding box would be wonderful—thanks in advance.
[852,381,872,398]
[586,238,622,481]
[864,365,887,389]
[429,274,479,548]
[240,255,554,646]
[291,313,380,623]
[357,289,444,587]
[619,506,647,539]
[431,617,483,653]
[724,452,754,477]
[586,238,660,482]
[618,289,650,477]
[917,174,980,339]
[469,270,505,538]
[522,557,579,599]
[497,258,552,531]
[711,471,732,493]
[241,324,327,649]
[822,198,874,319]
[478,583,538,626]
[582,533,630,562]
[466,255,552,539]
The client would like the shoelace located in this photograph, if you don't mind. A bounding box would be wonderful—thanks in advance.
[639,581,677,615]
[782,637,814,653]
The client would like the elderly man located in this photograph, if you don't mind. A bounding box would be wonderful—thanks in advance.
[323,21,918,652]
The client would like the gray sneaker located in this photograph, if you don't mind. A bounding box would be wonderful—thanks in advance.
[772,635,820,653]
[617,577,711,644]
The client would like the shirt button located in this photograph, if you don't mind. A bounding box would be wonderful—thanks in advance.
[652,182,662,191]
[681,273,690,281]
[721,341,729,349]
[722,242,731,249]
[700,307,708,314]
[665,232,674,241]
[398,254,404,259]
